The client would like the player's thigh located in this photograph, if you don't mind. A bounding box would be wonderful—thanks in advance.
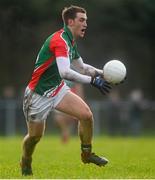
[55,91,92,120]
[27,121,46,137]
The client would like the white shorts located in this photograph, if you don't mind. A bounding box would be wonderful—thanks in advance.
[23,84,70,122]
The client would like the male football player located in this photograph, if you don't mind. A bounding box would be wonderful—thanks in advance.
[21,5,111,175]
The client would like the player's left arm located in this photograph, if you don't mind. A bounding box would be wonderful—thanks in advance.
[71,57,103,77]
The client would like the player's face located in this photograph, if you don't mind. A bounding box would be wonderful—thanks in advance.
[69,12,87,39]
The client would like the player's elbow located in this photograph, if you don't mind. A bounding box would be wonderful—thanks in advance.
[59,69,70,79]
[59,69,66,78]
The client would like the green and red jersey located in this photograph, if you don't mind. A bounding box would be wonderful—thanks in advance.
[28,25,80,97]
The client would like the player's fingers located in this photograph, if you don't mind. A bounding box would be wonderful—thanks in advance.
[104,83,112,89]
[102,86,110,94]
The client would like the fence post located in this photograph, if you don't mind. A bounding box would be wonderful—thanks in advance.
[5,100,16,136]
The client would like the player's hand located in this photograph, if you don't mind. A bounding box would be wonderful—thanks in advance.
[90,75,111,95]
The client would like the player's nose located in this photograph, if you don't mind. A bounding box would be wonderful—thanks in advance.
[83,21,87,28]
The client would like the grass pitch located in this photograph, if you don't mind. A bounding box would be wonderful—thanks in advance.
[0,135,155,179]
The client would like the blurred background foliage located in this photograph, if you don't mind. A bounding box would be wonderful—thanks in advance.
[0,0,155,99]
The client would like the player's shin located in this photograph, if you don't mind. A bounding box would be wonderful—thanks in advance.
[20,135,41,175]
[78,117,93,145]
[22,135,41,158]
[79,119,109,167]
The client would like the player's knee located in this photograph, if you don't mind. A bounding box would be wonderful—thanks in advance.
[80,108,93,121]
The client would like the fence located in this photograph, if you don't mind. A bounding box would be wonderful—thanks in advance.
[0,98,155,136]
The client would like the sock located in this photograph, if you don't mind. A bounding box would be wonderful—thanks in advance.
[81,144,92,153]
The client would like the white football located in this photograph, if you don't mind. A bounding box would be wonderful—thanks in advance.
[103,60,126,84]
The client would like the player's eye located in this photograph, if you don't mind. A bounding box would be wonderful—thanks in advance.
[79,18,85,22]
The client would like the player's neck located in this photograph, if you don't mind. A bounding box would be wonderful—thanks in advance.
[67,26,77,40]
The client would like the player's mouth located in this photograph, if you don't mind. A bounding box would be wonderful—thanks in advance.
[81,28,86,35]
[81,28,86,33]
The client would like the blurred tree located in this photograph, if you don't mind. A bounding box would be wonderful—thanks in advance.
[0,0,155,98]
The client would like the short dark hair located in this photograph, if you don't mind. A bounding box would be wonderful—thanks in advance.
[62,5,86,25]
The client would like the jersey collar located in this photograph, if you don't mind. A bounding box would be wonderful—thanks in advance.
[63,24,75,45]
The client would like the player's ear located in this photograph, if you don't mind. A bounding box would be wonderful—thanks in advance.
[68,19,74,26]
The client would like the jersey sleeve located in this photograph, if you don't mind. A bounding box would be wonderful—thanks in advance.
[49,36,69,58]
